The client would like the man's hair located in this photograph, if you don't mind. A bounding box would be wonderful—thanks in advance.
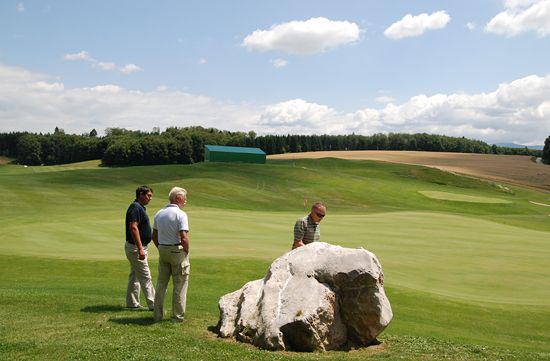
[311,201,326,210]
[135,185,153,199]
[168,187,187,203]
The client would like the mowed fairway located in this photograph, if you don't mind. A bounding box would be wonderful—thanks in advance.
[1,157,550,360]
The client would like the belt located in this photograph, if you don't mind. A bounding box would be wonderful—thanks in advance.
[160,244,181,246]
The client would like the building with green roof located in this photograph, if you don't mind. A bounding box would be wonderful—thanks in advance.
[204,145,266,164]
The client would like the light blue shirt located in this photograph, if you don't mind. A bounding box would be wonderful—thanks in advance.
[153,204,189,245]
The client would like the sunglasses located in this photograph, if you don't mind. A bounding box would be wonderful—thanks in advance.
[315,211,325,218]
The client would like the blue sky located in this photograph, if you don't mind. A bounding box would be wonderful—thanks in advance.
[1,0,549,145]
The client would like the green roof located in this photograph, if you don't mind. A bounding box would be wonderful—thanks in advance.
[205,145,266,155]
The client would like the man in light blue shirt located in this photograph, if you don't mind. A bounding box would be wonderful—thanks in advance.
[152,186,190,322]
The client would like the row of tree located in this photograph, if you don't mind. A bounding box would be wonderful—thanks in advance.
[0,126,547,166]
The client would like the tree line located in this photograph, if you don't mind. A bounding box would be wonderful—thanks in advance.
[0,126,547,166]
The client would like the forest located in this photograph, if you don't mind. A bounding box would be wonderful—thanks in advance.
[0,126,547,166]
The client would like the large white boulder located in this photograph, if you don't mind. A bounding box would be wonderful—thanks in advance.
[217,242,393,351]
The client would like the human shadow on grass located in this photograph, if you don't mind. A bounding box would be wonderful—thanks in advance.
[80,304,126,313]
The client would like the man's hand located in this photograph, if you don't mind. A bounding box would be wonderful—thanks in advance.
[292,240,305,249]
[138,248,146,260]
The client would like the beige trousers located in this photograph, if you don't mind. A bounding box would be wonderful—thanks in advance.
[154,245,190,322]
[124,242,155,309]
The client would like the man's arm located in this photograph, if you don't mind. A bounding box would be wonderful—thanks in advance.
[292,219,305,249]
[129,221,146,260]
[152,229,159,248]
[179,230,189,254]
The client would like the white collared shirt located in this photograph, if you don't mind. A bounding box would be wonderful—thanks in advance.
[153,204,189,245]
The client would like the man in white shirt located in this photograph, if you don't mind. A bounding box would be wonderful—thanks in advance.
[152,187,190,322]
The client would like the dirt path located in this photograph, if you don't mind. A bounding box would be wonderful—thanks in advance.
[269,150,550,192]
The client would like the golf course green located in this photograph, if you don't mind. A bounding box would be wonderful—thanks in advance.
[1,157,549,360]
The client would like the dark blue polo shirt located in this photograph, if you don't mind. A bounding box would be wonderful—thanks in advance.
[125,200,152,246]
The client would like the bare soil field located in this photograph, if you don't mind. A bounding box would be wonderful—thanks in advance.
[269,151,550,192]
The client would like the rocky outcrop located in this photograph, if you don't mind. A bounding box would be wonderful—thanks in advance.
[217,242,392,351]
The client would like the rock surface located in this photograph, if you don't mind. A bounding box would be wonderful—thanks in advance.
[217,242,393,351]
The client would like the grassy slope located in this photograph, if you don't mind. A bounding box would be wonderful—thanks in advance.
[1,158,550,360]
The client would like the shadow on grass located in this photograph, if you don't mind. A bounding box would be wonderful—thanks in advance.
[80,304,125,313]
[109,317,156,326]
[207,324,219,335]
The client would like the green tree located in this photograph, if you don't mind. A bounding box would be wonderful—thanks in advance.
[543,135,550,164]
[16,134,42,165]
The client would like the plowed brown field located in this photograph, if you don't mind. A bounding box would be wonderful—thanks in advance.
[269,150,550,192]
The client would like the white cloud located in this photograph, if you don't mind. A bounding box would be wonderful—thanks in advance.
[258,99,345,134]
[271,58,288,68]
[16,3,25,12]
[198,58,207,65]
[486,0,550,36]
[242,17,361,55]
[375,96,395,104]
[384,11,451,39]
[0,63,260,136]
[63,51,92,61]
[1,63,549,145]
[96,62,116,70]
[466,22,476,30]
[63,51,141,74]
[88,85,124,93]
[120,64,142,74]
[31,81,64,92]
[257,76,550,144]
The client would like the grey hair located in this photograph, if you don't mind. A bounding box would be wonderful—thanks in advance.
[311,201,326,210]
[168,187,187,203]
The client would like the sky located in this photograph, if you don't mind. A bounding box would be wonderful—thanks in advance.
[1,0,550,145]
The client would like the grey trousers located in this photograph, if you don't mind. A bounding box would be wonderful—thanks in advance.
[124,242,155,309]
[154,245,190,322]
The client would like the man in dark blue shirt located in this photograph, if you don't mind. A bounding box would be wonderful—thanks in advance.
[124,185,155,310]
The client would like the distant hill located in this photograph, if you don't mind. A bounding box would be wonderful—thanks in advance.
[495,142,543,150]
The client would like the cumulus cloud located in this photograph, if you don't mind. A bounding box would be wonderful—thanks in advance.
[1,63,549,145]
[96,62,116,70]
[375,96,395,104]
[16,3,25,12]
[466,22,477,30]
[242,17,361,55]
[198,58,207,65]
[63,51,142,74]
[31,81,64,92]
[63,51,92,61]
[271,58,288,68]
[384,11,451,39]
[354,76,550,143]
[120,64,142,74]
[0,64,260,135]
[259,99,335,129]
[486,0,550,36]
[257,76,550,144]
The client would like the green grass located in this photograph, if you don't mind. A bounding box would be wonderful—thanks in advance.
[1,158,550,360]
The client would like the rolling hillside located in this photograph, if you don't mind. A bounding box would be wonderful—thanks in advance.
[1,156,549,360]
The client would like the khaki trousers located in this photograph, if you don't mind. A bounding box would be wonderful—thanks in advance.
[154,245,190,322]
[124,242,155,309]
